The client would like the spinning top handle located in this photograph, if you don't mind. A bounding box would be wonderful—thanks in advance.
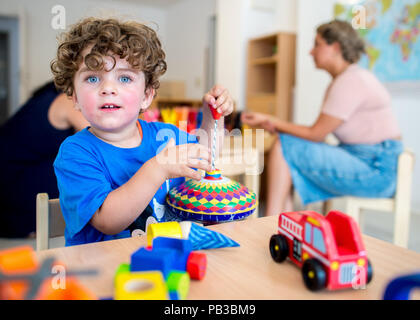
[209,103,222,120]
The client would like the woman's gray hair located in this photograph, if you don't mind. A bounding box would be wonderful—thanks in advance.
[317,20,366,63]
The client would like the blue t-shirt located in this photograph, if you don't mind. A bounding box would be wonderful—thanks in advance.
[54,119,197,246]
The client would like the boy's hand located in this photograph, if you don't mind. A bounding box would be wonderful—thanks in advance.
[203,85,234,117]
[154,138,212,181]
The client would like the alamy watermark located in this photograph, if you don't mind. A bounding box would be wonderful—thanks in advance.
[154,123,265,176]
[51,5,66,30]
[51,264,67,290]
[351,5,367,30]
[352,265,368,290]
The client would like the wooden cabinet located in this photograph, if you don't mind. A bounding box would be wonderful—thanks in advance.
[246,32,296,121]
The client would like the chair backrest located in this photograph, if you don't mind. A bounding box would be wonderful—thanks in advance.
[36,193,66,251]
[394,149,415,207]
[216,147,260,177]
[216,147,260,218]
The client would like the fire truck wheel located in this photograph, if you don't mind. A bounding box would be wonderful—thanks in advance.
[302,259,326,291]
[367,259,373,284]
[269,234,289,263]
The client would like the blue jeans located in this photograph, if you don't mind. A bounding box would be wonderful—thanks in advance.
[279,134,403,205]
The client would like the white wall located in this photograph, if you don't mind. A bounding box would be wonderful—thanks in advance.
[295,0,333,126]
[164,0,216,99]
[215,0,297,110]
[295,0,420,212]
[214,0,247,109]
[0,0,167,114]
[387,83,420,212]
[0,0,216,108]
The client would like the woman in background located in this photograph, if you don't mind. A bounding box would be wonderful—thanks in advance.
[0,81,88,237]
[242,20,402,216]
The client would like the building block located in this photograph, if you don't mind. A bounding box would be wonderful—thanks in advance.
[0,246,38,274]
[169,291,179,300]
[36,277,97,300]
[130,247,176,279]
[0,246,97,300]
[146,221,240,251]
[186,252,207,280]
[383,273,420,300]
[152,237,192,271]
[114,263,130,283]
[147,221,183,247]
[166,271,190,300]
[117,237,205,300]
[116,263,130,275]
[115,271,168,300]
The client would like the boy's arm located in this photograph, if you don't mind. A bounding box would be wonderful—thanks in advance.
[90,139,211,235]
[89,157,165,235]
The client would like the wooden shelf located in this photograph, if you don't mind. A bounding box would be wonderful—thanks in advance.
[249,55,278,66]
[246,32,296,204]
[246,32,296,121]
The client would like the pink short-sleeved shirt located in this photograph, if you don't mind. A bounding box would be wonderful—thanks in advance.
[321,64,401,144]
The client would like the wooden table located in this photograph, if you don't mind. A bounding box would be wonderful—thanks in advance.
[36,216,420,299]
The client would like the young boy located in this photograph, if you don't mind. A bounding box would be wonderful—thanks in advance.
[51,17,233,246]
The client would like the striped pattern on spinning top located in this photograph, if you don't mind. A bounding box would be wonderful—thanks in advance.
[166,170,257,222]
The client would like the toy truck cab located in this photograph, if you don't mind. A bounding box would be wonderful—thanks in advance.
[269,210,373,291]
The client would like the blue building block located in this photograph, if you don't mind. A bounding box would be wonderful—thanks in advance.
[152,237,193,271]
[169,291,179,300]
[130,247,176,279]
[383,273,420,300]
[130,237,194,280]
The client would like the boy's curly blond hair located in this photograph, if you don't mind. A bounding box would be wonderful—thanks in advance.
[51,17,167,96]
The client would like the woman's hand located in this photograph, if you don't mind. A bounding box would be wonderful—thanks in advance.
[153,138,212,181]
[241,111,277,134]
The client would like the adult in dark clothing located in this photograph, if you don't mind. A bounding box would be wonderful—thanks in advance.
[0,81,88,237]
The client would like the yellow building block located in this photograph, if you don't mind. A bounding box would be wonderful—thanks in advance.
[146,222,183,247]
[115,271,169,300]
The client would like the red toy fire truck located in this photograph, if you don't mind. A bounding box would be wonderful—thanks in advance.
[269,210,373,291]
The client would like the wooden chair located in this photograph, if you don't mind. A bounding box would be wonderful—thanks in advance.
[323,149,415,248]
[216,147,261,218]
[36,193,66,251]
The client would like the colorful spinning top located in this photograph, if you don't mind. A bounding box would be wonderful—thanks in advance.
[166,103,257,223]
[166,169,258,223]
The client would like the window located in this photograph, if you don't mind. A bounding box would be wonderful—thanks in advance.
[313,227,326,254]
[293,239,302,261]
[304,223,312,244]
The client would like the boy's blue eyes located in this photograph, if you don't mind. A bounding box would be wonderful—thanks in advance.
[87,76,99,83]
[85,76,132,83]
[119,76,132,83]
